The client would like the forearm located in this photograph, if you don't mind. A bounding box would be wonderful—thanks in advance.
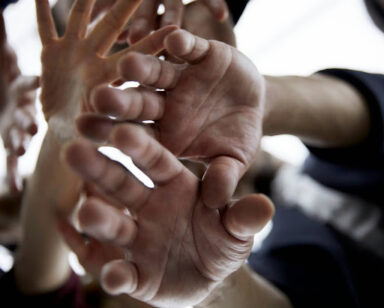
[196,264,292,308]
[14,129,82,294]
[263,74,371,147]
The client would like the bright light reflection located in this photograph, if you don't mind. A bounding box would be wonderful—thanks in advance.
[98,146,155,188]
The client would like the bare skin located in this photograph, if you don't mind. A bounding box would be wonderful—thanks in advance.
[64,122,274,308]
[78,29,266,209]
[0,15,39,193]
[128,0,229,44]
[36,0,177,142]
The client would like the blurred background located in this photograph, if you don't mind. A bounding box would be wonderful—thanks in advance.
[1,0,383,278]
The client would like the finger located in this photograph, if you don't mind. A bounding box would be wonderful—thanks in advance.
[101,260,138,295]
[14,107,38,136]
[8,127,27,156]
[118,52,180,90]
[78,197,137,246]
[161,0,183,27]
[58,218,125,277]
[105,25,178,82]
[13,76,40,94]
[6,154,22,194]
[65,139,151,211]
[87,0,142,55]
[76,114,156,144]
[35,0,58,45]
[223,194,275,241]
[164,29,210,63]
[200,0,229,21]
[112,124,184,184]
[128,0,159,44]
[202,156,245,209]
[91,85,165,120]
[65,0,96,39]
[58,219,89,262]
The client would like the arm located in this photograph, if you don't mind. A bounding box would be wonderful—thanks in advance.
[196,264,292,308]
[263,74,371,148]
[13,129,81,294]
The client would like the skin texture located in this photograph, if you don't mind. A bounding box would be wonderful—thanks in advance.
[36,0,177,142]
[128,0,229,44]
[63,122,274,308]
[78,29,266,209]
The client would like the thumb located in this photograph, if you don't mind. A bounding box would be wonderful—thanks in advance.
[202,156,245,209]
[223,194,274,241]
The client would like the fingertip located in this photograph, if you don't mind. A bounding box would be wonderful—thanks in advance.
[164,29,194,58]
[76,113,114,143]
[118,52,151,84]
[224,194,275,240]
[101,260,138,295]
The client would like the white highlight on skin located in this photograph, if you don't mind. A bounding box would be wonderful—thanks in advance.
[98,146,155,188]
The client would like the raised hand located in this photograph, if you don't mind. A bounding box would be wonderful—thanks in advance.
[64,122,274,308]
[35,0,176,141]
[128,0,229,44]
[0,75,39,193]
[78,29,266,208]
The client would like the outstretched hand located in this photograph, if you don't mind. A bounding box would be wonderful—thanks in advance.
[62,122,274,308]
[0,75,39,193]
[128,0,229,44]
[79,29,266,208]
[35,0,176,141]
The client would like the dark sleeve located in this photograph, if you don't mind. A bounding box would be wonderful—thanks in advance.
[248,206,384,308]
[225,0,249,24]
[0,269,89,308]
[302,69,384,204]
[0,0,18,10]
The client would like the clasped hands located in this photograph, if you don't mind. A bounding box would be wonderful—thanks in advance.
[35,0,273,307]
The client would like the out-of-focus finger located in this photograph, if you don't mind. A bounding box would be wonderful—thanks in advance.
[65,139,151,212]
[91,85,165,120]
[78,197,137,246]
[112,124,184,184]
[14,107,38,136]
[161,0,183,27]
[118,52,180,90]
[105,26,177,82]
[200,0,229,21]
[87,0,142,55]
[164,29,210,64]
[128,0,159,44]
[6,154,22,194]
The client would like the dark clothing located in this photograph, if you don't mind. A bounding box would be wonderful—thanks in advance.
[305,69,384,205]
[0,0,17,10]
[249,69,384,308]
[0,269,88,308]
[226,0,249,24]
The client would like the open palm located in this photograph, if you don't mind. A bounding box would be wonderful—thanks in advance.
[80,29,266,208]
[64,123,274,308]
[35,0,176,141]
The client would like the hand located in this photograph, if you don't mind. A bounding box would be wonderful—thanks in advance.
[128,0,229,44]
[79,29,266,208]
[35,0,176,141]
[182,1,235,46]
[63,123,274,307]
[0,75,39,193]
